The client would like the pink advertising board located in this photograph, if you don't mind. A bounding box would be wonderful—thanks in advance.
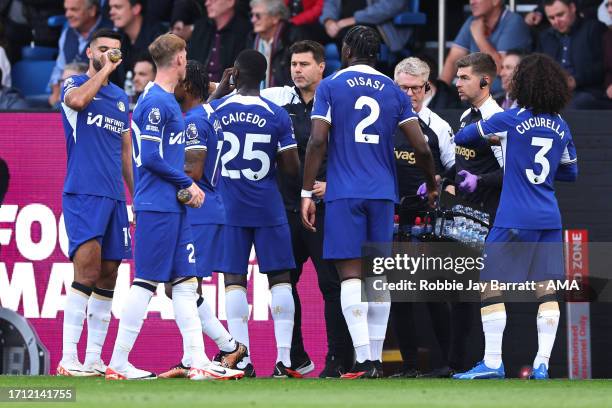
[0,113,327,376]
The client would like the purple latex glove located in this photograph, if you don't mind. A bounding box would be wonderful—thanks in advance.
[416,182,428,198]
[458,170,478,193]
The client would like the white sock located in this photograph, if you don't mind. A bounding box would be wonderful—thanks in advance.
[173,279,209,369]
[197,296,236,352]
[481,304,506,370]
[367,302,390,362]
[62,283,91,362]
[84,287,114,367]
[225,286,251,368]
[341,279,371,363]
[109,281,154,370]
[270,283,294,367]
[534,302,560,369]
[365,277,390,362]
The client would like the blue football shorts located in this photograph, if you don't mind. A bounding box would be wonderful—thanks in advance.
[323,198,395,260]
[191,223,227,278]
[134,211,196,282]
[62,193,132,260]
[481,227,564,283]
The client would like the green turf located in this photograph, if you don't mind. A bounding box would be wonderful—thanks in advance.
[0,376,611,408]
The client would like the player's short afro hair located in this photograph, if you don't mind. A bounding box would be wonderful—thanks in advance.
[235,49,267,84]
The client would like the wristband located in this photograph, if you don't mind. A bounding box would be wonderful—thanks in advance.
[301,189,313,198]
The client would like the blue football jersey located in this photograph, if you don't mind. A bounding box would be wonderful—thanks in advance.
[210,94,297,227]
[131,82,192,213]
[184,103,226,225]
[455,107,578,229]
[60,74,130,201]
[311,64,417,202]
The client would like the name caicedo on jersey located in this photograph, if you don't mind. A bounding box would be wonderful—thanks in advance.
[86,112,125,134]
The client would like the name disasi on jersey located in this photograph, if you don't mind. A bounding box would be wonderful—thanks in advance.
[345,76,386,90]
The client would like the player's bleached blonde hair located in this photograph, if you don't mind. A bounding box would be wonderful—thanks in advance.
[394,57,430,83]
[148,33,186,69]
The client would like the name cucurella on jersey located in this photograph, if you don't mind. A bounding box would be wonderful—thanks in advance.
[515,116,565,138]
[221,111,267,128]
[346,76,386,90]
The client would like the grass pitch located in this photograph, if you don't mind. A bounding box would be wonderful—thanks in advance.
[0,376,610,408]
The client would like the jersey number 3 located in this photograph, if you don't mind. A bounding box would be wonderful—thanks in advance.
[526,137,553,185]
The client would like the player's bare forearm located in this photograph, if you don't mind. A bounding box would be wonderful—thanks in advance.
[64,70,112,111]
[303,119,329,191]
[121,131,134,197]
[401,119,436,189]
[473,39,502,71]
[185,149,206,182]
[439,47,467,85]
[278,148,300,178]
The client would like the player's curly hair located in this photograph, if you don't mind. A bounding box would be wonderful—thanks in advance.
[510,53,570,115]
[343,25,380,61]
[185,60,210,101]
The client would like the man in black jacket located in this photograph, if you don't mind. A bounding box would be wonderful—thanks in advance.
[187,0,251,83]
[538,0,610,108]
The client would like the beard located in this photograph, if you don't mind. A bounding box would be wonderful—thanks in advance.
[92,57,103,72]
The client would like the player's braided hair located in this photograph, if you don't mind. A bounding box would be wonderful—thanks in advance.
[185,60,210,102]
[510,53,570,115]
[343,25,380,61]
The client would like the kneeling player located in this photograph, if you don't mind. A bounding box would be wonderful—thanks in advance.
[159,60,248,378]
[452,54,578,380]
[211,50,301,378]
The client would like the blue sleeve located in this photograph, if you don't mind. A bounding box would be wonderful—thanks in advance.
[60,74,85,102]
[397,87,417,126]
[455,111,510,146]
[311,80,332,124]
[320,0,341,24]
[185,117,209,153]
[277,109,298,153]
[495,13,532,52]
[140,140,193,188]
[354,0,408,25]
[453,18,473,50]
[555,130,578,182]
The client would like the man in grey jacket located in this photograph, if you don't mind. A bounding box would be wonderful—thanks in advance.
[320,0,412,52]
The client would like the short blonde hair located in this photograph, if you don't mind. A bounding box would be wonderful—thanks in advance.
[394,57,430,82]
[148,33,186,69]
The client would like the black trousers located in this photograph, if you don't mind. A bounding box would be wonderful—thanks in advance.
[286,208,353,368]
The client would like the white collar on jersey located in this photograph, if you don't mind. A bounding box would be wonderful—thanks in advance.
[475,95,503,119]
[215,94,275,114]
[331,64,388,80]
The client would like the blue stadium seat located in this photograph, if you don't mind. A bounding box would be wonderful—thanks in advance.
[47,15,67,27]
[21,46,58,61]
[393,0,427,27]
[324,43,341,77]
[12,60,55,106]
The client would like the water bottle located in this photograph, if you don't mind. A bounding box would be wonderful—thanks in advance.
[124,71,136,109]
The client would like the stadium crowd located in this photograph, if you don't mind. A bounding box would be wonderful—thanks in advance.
[0,0,611,109]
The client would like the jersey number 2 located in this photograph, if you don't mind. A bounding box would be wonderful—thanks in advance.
[354,96,380,144]
[526,137,553,184]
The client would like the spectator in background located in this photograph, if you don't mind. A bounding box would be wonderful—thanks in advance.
[285,0,325,42]
[603,0,612,99]
[524,0,603,27]
[47,0,112,107]
[0,23,11,88]
[109,0,166,86]
[132,52,155,98]
[61,61,88,81]
[538,0,610,108]
[0,69,27,109]
[249,0,292,88]
[188,0,251,83]
[439,0,531,86]
[495,50,523,109]
[170,0,203,42]
[320,0,412,52]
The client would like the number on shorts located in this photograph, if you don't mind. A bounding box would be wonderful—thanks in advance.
[186,243,195,263]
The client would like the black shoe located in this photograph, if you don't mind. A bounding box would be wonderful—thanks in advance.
[390,368,420,378]
[272,362,303,378]
[291,356,315,376]
[417,366,455,378]
[341,360,380,379]
[240,363,256,378]
[373,360,384,377]
[212,341,249,369]
[318,358,345,378]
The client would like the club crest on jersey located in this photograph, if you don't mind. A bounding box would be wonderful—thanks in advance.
[186,123,198,140]
[148,108,161,125]
[63,77,75,91]
[117,101,126,112]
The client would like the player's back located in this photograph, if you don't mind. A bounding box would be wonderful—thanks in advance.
[211,94,296,227]
[494,108,576,229]
[311,64,417,203]
[185,103,225,225]
[131,82,186,213]
[61,74,129,201]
